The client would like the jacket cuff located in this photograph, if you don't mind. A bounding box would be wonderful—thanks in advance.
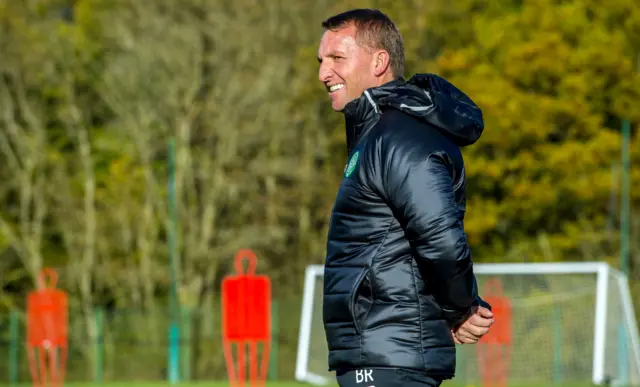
[443,307,474,329]
[473,295,492,311]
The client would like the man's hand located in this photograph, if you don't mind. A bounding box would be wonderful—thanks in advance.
[451,330,463,345]
[452,306,494,344]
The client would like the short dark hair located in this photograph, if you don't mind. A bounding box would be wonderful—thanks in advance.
[322,9,405,78]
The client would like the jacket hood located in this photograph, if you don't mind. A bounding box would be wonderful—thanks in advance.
[344,74,484,148]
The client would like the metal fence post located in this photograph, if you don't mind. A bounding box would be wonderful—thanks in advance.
[95,308,104,384]
[268,301,279,380]
[9,311,19,386]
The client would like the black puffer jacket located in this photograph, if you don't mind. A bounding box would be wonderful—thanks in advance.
[323,74,490,379]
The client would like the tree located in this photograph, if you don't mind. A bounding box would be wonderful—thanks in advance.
[421,0,640,264]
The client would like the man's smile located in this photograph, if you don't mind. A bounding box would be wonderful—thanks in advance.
[328,83,345,93]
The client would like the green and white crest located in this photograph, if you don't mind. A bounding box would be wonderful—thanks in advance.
[344,151,359,178]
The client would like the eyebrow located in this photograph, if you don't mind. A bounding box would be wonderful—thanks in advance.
[317,51,346,63]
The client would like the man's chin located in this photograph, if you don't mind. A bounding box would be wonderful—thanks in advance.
[331,99,348,112]
[330,93,357,112]
[331,103,345,112]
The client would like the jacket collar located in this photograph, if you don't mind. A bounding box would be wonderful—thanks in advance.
[342,78,405,155]
[341,74,485,154]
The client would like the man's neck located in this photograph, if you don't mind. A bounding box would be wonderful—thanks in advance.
[373,73,396,88]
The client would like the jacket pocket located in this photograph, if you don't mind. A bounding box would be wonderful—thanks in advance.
[349,268,373,335]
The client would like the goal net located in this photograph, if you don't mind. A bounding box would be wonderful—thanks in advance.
[295,262,640,386]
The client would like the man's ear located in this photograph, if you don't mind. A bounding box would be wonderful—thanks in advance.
[373,50,391,77]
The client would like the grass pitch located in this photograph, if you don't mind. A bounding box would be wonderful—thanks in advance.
[0,381,605,387]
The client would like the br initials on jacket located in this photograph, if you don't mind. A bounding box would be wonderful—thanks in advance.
[355,369,374,383]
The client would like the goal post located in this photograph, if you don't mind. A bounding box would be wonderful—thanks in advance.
[295,262,640,386]
[295,264,329,385]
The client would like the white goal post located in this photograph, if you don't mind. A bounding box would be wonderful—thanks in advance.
[295,262,640,386]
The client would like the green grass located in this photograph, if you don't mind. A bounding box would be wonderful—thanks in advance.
[26,383,305,387]
[0,382,605,387]
[0,384,302,387]
[0,381,306,387]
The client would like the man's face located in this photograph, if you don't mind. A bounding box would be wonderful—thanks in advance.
[318,25,377,112]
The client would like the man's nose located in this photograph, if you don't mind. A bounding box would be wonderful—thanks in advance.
[318,62,332,83]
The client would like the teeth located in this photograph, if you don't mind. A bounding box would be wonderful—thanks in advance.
[329,84,344,92]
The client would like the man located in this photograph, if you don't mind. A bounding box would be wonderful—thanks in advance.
[319,9,494,387]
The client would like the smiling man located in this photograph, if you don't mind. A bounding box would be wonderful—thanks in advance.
[318,9,494,387]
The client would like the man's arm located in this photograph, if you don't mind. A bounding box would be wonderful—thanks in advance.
[380,146,476,328]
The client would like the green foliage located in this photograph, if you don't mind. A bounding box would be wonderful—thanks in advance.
[425,0,640,264]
